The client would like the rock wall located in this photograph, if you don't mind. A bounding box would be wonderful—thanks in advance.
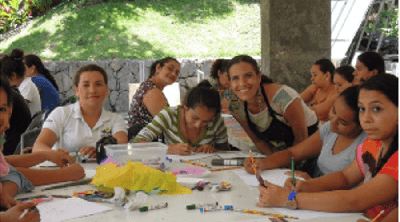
[44,57,261,113]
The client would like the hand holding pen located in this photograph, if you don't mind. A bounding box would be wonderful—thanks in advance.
[243,157,263,174]
[0,202,40,222]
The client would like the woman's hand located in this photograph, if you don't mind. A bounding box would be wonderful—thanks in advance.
[195,144,216,153]
[80,146,96,158]
[0,188,18,209]
[0,202,40,222]
[244,157,264,174]
[283,176,308,192]
[44,150,75,167]
[167,143,194,155]
[256,181,291,208]
[62,163,85,181]
[284,170,312,180]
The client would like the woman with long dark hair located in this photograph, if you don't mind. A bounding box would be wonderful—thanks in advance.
[24,54,60,115]
[256,74,398,222]
[227,55,318,155]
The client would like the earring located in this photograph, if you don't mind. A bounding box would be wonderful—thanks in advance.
[326,78,328,81]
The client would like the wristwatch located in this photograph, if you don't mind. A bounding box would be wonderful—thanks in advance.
[285,191,298,209]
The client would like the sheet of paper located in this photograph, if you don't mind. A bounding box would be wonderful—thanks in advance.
[36,197,112,222]
[234,169,304,187]
[167,153,217,161]
[217,151,266,159]
[84,169,97,178]
[272,207,363,220]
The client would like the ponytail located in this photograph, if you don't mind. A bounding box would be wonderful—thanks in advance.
[25,54,58,90]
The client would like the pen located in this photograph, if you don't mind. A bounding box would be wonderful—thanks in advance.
[291,157,295,186]
[19,206,39,219]
[371,210,385,222]
[139,202,168,212]
[200,205,233,212]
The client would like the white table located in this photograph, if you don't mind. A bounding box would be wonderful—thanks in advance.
[18,157,368,222]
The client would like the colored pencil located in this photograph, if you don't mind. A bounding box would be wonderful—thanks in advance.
[371,210,385,222]
[41,178,93,191]
[209,166,243,172]
[180,160,211,169]
[291,157,296,186]
[231,209,298,219]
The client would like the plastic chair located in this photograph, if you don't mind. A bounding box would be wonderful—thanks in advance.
[14,128,42,155]
[27,109,49,131]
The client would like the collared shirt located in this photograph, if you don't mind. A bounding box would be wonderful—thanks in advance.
[43,101,127,152]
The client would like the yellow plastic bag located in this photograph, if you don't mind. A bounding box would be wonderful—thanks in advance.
[91,160,192,195]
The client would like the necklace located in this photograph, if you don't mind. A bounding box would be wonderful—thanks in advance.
[182,108,202,145]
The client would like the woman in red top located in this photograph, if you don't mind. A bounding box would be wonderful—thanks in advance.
[301,59,338,124]
[254,74,398,221]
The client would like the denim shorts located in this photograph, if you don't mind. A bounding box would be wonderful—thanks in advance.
[0,164,35,193]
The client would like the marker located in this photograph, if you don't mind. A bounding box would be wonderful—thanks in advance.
[371,210,385,222]
[291,157,295,186]
[200,205,233,212]
[186,202,218,210]
[28,197,53,204]
[139,202,168,212]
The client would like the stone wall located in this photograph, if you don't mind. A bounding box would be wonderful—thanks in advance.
[44,57,261,113]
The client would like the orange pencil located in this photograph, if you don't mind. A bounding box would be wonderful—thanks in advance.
[249,151,256,174]
[371,210,385,222]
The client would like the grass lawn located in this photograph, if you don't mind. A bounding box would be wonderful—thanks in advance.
[0,0,261,61]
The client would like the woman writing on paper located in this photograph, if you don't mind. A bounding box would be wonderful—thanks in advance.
[0,77,84,215]
[244,86,367,179]
[132,86,229,155]
[33,64,128,158]
[227,55,318,155]
[256,74,398,221]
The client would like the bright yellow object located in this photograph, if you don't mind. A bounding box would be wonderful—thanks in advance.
[91,160,192,195]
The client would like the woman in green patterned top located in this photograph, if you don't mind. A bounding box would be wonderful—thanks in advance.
[132,86,229,155]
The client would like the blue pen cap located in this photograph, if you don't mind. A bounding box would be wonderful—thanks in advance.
[199,207,205,212]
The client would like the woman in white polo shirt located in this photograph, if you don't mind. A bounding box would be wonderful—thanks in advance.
[1,49,41,116]
[33,64,128,158]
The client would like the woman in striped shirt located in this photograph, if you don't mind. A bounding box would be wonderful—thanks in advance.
[132,86,229,155]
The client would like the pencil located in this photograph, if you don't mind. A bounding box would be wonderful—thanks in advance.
[250,151,256,174]
[291,157,295,186]
[180,160,211,169]
[371,210,385,222]
[209,166,243,172]
[231,209,298,219]
[41,178,93,191]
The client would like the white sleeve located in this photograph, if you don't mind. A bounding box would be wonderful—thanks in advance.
[42,106,66,138]
[111,113,128,135]
[19,80,37,102]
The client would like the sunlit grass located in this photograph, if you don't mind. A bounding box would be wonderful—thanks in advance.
[1,0,261,61]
